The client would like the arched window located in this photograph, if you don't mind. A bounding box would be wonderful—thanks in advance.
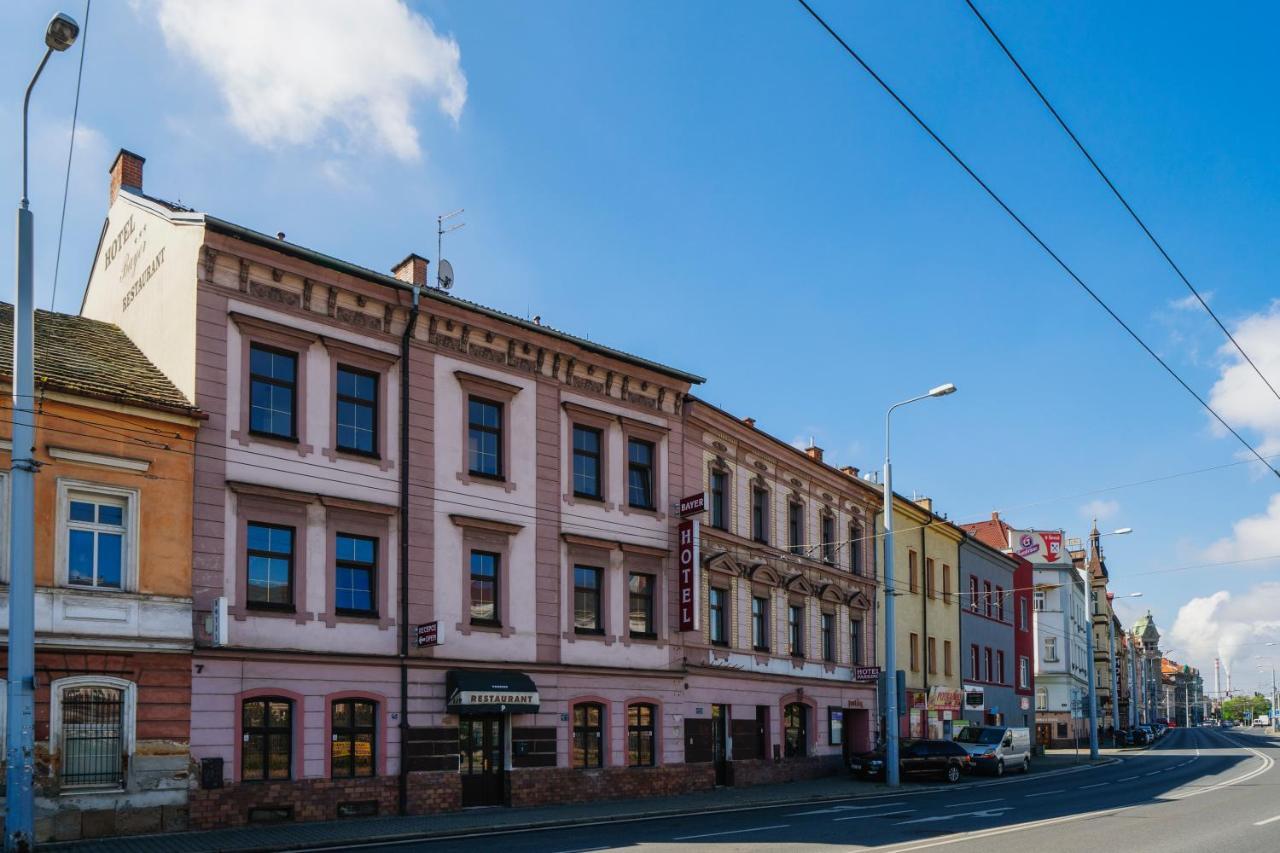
[783,703,808,758]
[242,697,293,781]
[627,703,656,767]
[54,679,132,787]
[1035,687,1048,711]
[572,702,605,769]
[331,698,377,778]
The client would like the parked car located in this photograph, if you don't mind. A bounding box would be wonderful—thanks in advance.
[850,739,973,783]
[1134,724,1155,744]
[953,725,1032,776]
[1114,728,1139,746]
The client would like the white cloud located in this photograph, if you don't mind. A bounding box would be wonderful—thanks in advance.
[1203,493,1280,567]
[146,0,467,161]
[1170,291,1213,311]
[1206,300,1280,457]
[1079,498,1119,523]
[1168,584,1280,692]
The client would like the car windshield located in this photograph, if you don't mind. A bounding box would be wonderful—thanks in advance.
[954,727,1003,745]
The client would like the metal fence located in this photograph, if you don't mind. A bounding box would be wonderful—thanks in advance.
[60,686,124,787]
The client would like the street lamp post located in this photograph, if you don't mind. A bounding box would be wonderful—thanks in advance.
[1085,528,1131,759]
[882,382,956,787]
[7,13,80,853]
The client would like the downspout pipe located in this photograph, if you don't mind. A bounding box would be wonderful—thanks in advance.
[398,284,420,817]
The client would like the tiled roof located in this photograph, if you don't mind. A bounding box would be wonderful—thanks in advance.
[0,303,196,414]
[961,516,1012,551]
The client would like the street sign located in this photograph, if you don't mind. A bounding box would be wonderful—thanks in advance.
[854,666,882,682]
[416,621,439,647]
[678,492,706,517]
[677,519,700,631]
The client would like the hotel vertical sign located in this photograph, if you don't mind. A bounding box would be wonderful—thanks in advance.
[678,518,700,632]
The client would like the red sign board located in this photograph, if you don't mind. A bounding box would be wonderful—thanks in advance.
[854,666,882,682]
[678,492,706,517]
[678,519,700,631]
[416,621,439,647]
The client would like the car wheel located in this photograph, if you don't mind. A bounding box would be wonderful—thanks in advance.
[1022,756,1031,774]
[946,764,961,783]
[994,759,1004,777]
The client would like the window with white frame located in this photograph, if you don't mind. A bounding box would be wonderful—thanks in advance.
[58,482,138,591]
[1035,686,1048,711]
[50,675,136,789]
[1044,636,1058,662]
[1033,589,1046,611]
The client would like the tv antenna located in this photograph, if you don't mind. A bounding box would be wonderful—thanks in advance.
[437,208,464,290]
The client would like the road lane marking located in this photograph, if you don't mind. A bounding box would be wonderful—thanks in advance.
[1023,788,1064,797]
[550,848,609,853]
[945,798,1004,808]
[895,807,1011,826]
[672,824,788,841]
[1143,771,1161,776]
[1117,775,1139,781]
[834,809,916,821]
[790,802,905,816]
[1255,815,1280,827]
[1078,782,1108,789]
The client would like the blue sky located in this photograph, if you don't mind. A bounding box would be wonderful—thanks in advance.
[5,0,1279,690]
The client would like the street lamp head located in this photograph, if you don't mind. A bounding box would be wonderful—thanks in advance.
[45,12,79,51]
[928,383,957,398]
[1112,527,1134,536]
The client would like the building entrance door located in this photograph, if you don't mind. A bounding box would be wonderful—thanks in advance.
[1036,722,1052,749]
[459,714,505,807]
[711,704,729,786]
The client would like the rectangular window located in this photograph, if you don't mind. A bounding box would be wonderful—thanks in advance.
[627,439,655,509]
[944,639,953,676]
[984,647,993,682]
[574,566,603,633]
[1019,598,1029,631]
[572,425,603,499]
[1036,688,1048,711]
[829,707,844,746]
[469,551,499,625]
[1044,637,1058,662]
[59,685,124,787]
[908,551,918,594]
[572,703,604,769]
[628,572,655,637]
[1034,590,1045,611]
[926,558,936,599]
[751,595,770,651]
[242,697,292,781]
[247,523,294,609]
[751,488,768,544]
[909,633,920,672]
[627,704,655,767]
[821,515,835,564]
[995,586,1005,622]
[1018,656,1030,689]
[467,397,503,479]
[788,604,805,657]
[850,618,863,665]
[821,612,834,662]
[983,582,993,617]
[941,564,951,603]
[996,650,1006,685]
[788,502,804,554]
[969,575,979,612]
[927,636,937,674]
[710,471,727,530]
[970,644,980,680]
[249,344,297,440]
[335,533,377,615]
[850,524,863,574]
[331,698,376,778]
[709,586,728,645]
[335,366,378,456]
[66,494,126,590]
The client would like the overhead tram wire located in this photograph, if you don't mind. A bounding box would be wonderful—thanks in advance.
[963,0,1280,406]
[49,0,91,311]
[792,0,1280,480]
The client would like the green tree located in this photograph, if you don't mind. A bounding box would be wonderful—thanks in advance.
[1221,693,1271,722]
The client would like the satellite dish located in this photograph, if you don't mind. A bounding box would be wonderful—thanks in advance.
[438,258,454,290]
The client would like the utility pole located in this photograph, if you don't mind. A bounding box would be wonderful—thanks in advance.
[1084,563,1099,759]
[7,15,80,853]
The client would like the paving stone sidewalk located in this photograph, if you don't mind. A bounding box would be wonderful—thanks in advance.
[44,753,1112,853]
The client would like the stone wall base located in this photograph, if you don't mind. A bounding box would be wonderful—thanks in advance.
[508,764,715,807]
[727,755,842,787]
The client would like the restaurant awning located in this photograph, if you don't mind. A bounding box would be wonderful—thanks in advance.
[445,669,540,713]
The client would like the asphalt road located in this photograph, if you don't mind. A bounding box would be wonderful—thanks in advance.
[320,727,1280,852]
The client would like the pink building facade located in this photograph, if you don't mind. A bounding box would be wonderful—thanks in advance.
[80,149,879,828]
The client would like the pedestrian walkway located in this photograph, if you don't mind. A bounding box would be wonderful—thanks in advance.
[45,754,1108,853]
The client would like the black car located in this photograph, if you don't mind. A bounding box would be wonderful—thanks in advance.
[850,739,972,783]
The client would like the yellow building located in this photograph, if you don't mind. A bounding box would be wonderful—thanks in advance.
[876,496,965,739]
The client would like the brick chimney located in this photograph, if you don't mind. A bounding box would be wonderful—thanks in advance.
[109,149,145,204]
[839,465,860,479]
[392,254,429,288]
[805,444,824,463]
[991,510,1001,521]
[742,417,756,428]
[915,496,934,513]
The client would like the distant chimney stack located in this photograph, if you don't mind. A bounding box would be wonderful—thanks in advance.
[991,510,1000,521]
[805,445,824,463]
[840,466,860,479]
[392,253,430,288]
[915,496,934,513]
[109,149,145,204]
[743,417,756,428]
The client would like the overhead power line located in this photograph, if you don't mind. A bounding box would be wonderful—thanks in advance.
[962,0,1280,407]
[50,0,91,311]
[792,0,1280,480]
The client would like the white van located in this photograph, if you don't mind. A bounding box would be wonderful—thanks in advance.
[953,726,1032,776]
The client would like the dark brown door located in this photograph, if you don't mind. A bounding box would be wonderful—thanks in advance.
[459,715,504,806]
[755,705,769,759]
[711,704,729,785]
